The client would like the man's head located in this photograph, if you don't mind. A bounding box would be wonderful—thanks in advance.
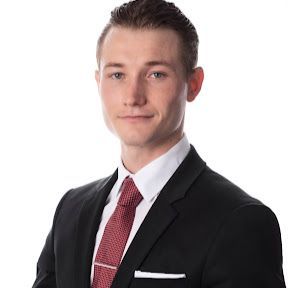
[97,0,199,76]
[95,0,204,159]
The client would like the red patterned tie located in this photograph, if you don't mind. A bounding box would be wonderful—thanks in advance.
[91,177,143,288]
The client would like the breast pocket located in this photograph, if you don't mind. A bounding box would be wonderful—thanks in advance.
[130,278,187,288]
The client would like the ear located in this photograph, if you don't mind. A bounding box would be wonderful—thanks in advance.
[95,70,100,86]
[187,67,204,102]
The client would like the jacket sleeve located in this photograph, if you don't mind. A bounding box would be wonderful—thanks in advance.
[202,204,286,288]
[32,190,71,288]
[32,230,57,288]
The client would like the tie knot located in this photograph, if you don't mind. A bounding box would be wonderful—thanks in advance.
[118,177,143,207]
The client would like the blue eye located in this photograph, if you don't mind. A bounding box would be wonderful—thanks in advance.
[151,72,166,79]
[111,72,123,80]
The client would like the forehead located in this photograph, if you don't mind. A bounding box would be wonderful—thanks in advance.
[99,27,183,69]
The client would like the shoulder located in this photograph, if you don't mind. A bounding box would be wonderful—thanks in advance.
[182,164,275,242]
[54,170,117,219]
[191,167,284,284]
[66,173,116,202]
[192,165,283,255]
[193,165,262,211]
[187,161,282,233]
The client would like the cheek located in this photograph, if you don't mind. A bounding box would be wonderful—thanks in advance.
[99,84,118,130]
[159,84,186,115]
[100,84,119,112]
[100,96,120,134]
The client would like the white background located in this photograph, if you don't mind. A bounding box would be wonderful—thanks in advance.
[0,0,287,286]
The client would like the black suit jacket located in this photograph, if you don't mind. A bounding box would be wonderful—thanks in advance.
[33,146,286,288]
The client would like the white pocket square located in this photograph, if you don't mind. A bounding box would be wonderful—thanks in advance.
[134,270,186,279]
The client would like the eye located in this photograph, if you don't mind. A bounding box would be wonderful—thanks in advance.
[150,72,166,79]
[111,72,124,80]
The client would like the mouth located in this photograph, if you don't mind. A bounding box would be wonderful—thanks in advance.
[118,115,154,122]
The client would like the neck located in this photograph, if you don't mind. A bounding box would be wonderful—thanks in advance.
[121,132,184,174]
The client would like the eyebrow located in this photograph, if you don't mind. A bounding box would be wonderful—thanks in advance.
[103,60,176,71]
[103,62,125,69]
[145,61,175,71]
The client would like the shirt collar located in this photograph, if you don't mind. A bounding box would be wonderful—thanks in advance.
[116,135,190,203]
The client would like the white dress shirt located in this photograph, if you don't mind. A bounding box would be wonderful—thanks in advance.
[90,135,190,282]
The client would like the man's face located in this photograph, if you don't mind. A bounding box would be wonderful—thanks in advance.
[96,27,198,150]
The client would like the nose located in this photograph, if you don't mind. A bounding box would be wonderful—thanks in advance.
[123,76,147,107]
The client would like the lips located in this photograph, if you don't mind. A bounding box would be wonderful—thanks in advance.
[118,112,154,118]
[118,114,154,122]
[120,115,153,118]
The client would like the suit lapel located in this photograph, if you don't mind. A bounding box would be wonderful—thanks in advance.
[112,145,206,287]
[74,170,118,288]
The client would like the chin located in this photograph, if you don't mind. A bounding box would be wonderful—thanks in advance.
[116,128,147,141]
[118,133,154,148]
[121,139,149,148]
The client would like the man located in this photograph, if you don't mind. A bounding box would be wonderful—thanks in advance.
[33,0,286,287]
